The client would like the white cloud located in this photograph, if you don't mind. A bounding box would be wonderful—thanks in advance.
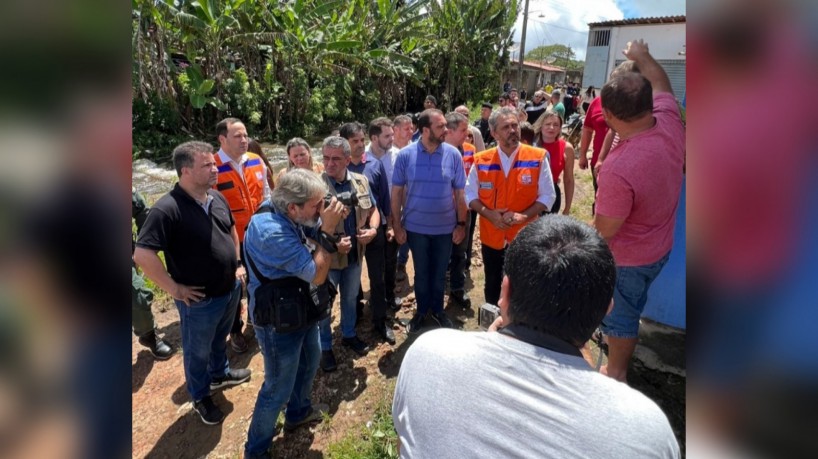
[511,0,684,61]
[616,0,686,18]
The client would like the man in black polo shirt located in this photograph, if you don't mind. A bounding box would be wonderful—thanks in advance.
[134,141,251,425]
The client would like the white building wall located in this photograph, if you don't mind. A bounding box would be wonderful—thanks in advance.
[606,23,685,76]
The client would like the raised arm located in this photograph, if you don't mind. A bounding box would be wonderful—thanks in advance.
[622,39,673,95]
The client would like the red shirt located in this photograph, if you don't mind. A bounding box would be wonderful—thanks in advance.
[582,97,608,168]
[541,139,566,182]
[596,93,685,266]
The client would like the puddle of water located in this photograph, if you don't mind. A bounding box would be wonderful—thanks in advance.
[132,146,323,197]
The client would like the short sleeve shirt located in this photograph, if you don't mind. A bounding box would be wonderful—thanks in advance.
[596,93,685,266]
[393,141,466,235]
[582,97,609,167]
[136,184,238,297]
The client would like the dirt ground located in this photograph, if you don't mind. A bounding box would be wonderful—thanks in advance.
[132,162,685,458]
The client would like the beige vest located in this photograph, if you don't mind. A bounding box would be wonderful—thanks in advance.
[322,171,373,269]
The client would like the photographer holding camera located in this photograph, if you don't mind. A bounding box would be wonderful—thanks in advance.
[242,168,346,458]
[318,136,380,372]
[392,216,679,458]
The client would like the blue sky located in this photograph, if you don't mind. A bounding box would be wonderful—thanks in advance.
[511,0,686,61]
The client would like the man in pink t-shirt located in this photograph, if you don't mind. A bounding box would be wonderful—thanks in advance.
[594,40,685,383]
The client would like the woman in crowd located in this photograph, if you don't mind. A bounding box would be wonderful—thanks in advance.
[581,86,596,114]
[276,137,323,183]
[532,110,575,215]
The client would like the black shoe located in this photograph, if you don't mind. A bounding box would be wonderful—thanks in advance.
[406,313,425,335]
[430,312,454,329]
[450,290,472,309]
[341,336,369,356]
[283,403,329,432]
[373,321,396,345]
[138,331,174,360]
[210,368,251,390]
[193,395,225,425]
[320,350,337,372]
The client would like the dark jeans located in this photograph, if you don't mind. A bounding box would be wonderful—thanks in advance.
[465,211,477,268]
[175,279,241,401]
[448,212,471,292]
[549,184,562,214]
[232,242,245,335]
[407,231,453,316]
[245,323,321,456]
[360,225,388,323]
[591,166,598,215]
[397,242,410,265]
[384,232,399,302]
[481,245,506,306]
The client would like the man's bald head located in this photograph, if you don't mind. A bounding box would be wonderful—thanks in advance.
[454,105,470,118]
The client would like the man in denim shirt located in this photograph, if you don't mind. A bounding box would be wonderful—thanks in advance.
[242,169,346,458]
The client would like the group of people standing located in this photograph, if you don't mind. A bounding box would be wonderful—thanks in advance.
[132,39,684,458]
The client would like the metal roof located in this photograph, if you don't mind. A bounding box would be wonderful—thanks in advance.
[588,15,685,28]
[512,59,565,72]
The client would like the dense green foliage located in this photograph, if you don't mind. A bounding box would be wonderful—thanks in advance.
[525,43,584,71]
[132,0,520,162]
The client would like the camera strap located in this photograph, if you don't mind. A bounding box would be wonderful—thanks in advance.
[498,324,582,358]
[244,204,311,286]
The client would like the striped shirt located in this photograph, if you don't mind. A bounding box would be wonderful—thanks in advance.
[393,141,466,235]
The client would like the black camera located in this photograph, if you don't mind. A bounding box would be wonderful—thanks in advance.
[478,303,501,330]
[324,190,358,208]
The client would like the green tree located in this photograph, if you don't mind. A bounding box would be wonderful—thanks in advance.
[526,43,583,70]
[132,0,520,159]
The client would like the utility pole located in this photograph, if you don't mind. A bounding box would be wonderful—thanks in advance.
[517,0,530,92]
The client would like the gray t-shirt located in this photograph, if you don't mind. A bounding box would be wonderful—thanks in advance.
[393,329,680,458]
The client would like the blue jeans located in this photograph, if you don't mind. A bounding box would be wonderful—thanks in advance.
[245,323,321,456]
[601,252,670,338]
[174,279,241,401]
[407,231,453,316]
[319,262,363,350]
[397,242,410,265]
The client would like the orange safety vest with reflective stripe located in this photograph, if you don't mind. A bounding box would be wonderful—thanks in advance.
[214,153,266,241]
[462,142,476,176]
[473,144,546,250]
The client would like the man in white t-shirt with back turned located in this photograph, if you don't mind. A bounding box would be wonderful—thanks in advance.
[392,216,679,458]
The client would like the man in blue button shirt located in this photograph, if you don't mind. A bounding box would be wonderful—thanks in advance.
[342,121,397,345]
[392,109,468,334]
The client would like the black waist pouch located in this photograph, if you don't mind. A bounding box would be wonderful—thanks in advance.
[252,278,311,333]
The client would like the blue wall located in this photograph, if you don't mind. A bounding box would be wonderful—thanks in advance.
[642,177,686,329]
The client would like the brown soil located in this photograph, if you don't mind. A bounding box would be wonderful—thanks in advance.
[132,162,684,457]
